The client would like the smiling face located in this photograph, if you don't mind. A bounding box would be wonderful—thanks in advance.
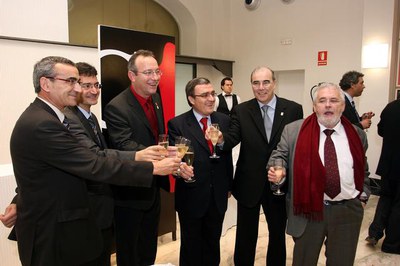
[313,85,345,128]
[188,83,216,117]
[128,55,161,98]
[77,75,100,111]
[39,63,81,110]
[251,67,276,104]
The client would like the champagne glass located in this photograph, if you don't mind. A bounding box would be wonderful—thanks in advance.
[176,137,190,159]
[158,134,169,158]
[183,145,195,183]
[270,158,285,196]
[209,123,220,159]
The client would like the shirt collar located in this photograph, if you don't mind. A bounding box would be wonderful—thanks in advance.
[257,94,277,109]
[77,105,91,119]
[318,120,344,135]
[37,96,65,122]
[130,84,152,107]
[343,91,354,103]
[192,109,211,123]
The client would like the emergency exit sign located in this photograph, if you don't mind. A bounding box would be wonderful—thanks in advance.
[318,51,328,66]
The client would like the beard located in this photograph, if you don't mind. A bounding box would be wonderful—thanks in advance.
[316,113,341,128]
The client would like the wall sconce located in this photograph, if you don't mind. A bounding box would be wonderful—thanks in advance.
[362,43,389,68]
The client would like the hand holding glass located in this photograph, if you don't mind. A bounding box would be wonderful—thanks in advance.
[209,123,220,159]
[183,145,195,183]
[270,158,285,196]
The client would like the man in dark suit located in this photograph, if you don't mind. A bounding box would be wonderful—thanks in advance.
[168,77,233,266]
[268,82,370,265]
[103,50,168,266]
[218,66,303,266]
[65,62,168,266]
[10,56,180,266]
[366,99,400,254]
[339,70,374,129]
[214,77,241,116]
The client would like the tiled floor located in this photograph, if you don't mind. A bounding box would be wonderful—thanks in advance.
[112,195,400,265]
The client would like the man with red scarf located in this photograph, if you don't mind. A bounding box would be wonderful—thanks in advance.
[268,82,370,266]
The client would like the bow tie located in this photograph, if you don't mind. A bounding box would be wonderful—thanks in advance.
[225,94,232,97]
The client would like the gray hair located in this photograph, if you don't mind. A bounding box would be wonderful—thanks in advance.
[311,82,345,103]
[33,56,75,93]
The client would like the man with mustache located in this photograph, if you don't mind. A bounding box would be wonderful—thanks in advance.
[268,82,370,265]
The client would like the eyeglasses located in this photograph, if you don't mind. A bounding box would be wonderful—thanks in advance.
[137,69,163,77]
[193,91,217,98]
[252,80,272,87]
[46,77,79,86]
[79,82,102,90]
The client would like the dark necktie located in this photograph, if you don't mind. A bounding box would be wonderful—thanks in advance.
[262,105,272,141]
[324,129,341,198]
[63,116,70,130]
[200,117,214,153]
[351,101,361,122]
[87,115,102,146]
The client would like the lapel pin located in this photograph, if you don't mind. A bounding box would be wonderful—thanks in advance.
[281,112,284,116]
[155,102,160,110]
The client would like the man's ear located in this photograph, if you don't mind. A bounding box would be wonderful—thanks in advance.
[40,77,50,93]
[128,71,136,82]
[188,96,195,106]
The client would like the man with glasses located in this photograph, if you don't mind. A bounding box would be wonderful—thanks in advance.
[215,66,303,265]
[64,62,168,266]
[104,50,168,266]
[168,77,233,265]
[10,56,180,266]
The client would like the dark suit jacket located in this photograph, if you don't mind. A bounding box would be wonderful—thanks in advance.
[343,97,363,129]
[269,118,370,238]
[10,98,154,266]
[104,88,167,209]
[376,99,400,180]
[223,96,303,208]
[167,110,233,217]
[65,106,136,229]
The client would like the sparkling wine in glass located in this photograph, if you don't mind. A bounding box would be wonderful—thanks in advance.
[209,123,220,159]
[183,145,195,183]
[271,158,285,196]
[158,134,169,158]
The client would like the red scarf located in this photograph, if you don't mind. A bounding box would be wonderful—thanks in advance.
[293,113,365,221]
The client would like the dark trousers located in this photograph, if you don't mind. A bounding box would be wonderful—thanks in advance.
[378,177,400,254]
[81,226,113,266]
[234,188,287,266]
[113,198,160,266]
[368,176,392,241]
[293,199,363,266]
[178,195,225,266]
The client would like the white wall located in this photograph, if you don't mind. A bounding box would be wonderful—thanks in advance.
[158,0,394,179]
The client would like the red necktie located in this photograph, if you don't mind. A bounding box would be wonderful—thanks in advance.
[144,99,159,142]
[324,129,341,198]
[200,117,214,153]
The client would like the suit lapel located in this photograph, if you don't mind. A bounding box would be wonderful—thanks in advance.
[248,99,268,142]
[270,97,286,143]
[126,90,154,136]
[186,111,211,154]
[152,94,165,134]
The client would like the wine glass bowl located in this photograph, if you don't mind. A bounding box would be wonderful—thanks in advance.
[271,158,285,196]
[175,137,190,159]
[209,123,220,159]
[183,145,195,183]
[158,134,169,158]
